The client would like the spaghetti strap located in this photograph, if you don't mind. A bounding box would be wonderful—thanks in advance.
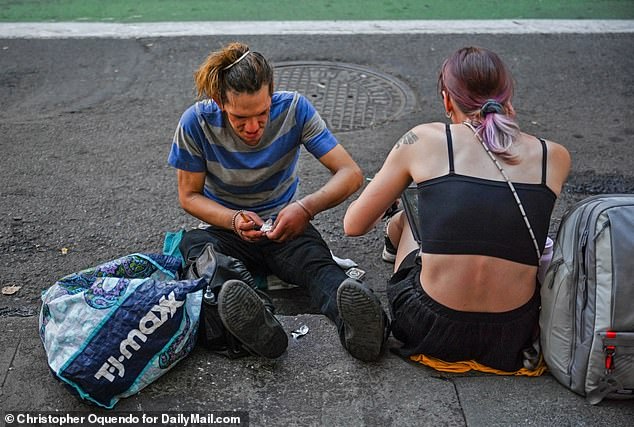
[445,123,455,173]
[538,137,547,184]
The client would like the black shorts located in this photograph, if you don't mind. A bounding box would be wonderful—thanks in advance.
[387,251,540,372]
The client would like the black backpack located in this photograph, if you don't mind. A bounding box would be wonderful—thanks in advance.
[183,243,273,359]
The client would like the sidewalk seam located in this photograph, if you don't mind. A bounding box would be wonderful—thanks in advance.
[452,378,468,426]
[1,337,21,390]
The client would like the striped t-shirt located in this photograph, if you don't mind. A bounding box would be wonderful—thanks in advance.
[168,91,338,217]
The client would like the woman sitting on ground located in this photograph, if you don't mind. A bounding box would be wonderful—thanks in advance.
[343,46,571,372]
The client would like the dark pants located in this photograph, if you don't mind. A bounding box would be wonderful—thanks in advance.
[179,224,348,327]
[387,251,540,372]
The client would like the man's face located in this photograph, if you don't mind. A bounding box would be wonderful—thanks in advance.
[220,85,271,146]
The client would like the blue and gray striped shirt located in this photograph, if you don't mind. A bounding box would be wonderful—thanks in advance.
[168,91,338,217]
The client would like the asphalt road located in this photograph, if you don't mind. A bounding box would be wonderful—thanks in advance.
[1,31,633,424]
[2,32,633,315]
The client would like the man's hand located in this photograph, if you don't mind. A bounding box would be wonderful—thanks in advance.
[235,211,267,242]
[265,202,311,242]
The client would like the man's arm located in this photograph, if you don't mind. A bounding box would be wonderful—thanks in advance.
[177,169,265,239]
[298,144,363,215]
[266,144,363,242]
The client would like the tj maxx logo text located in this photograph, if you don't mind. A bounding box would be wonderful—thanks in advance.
[94,291,184,382]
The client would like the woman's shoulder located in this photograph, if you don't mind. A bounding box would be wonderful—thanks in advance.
[390,123,450,164]
[396,122,448,149]
[389,122,452,182]
[411,122,447,137]
[519,132,571,193]
[517,132,567,155]
[544,138,571,162]
[544,138,572,190]
[523,133,571,167]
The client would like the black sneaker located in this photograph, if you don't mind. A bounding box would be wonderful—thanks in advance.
[337,279,388,362]
[382,200,401,219]
[218,280,288,358]
[382,233,397,263]
[382,203,401,263]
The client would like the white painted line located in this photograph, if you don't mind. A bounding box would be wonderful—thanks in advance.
[0,20,633,38]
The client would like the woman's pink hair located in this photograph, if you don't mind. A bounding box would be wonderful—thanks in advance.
[438,46,520,163]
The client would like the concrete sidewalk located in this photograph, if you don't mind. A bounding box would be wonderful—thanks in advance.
[2,313,633,426]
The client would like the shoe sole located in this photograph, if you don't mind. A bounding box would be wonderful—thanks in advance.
[337,281,386,362]
[381,247,396,263]
[218,280,288,358]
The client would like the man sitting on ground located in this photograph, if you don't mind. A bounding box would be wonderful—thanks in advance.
[168,42,388,361]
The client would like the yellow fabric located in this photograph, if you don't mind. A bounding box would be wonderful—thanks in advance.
[409,353,547,377]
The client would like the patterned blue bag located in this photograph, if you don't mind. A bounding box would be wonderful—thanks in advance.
[39,253,205,409]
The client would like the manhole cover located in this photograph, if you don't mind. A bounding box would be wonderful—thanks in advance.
[274,61,417,132]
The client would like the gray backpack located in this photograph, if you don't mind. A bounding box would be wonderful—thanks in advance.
[540,194,634,404]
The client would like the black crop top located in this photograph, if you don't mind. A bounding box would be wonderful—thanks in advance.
[417,124,556,266]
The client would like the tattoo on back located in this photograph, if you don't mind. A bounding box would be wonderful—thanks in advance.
[394,130,418,149]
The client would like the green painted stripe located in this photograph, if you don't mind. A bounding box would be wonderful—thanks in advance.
[1,0,633,22]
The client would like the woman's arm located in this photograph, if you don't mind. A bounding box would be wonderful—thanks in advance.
[344,130,419,236]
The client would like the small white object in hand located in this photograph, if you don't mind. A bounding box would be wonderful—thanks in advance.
[260,218,274,232]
